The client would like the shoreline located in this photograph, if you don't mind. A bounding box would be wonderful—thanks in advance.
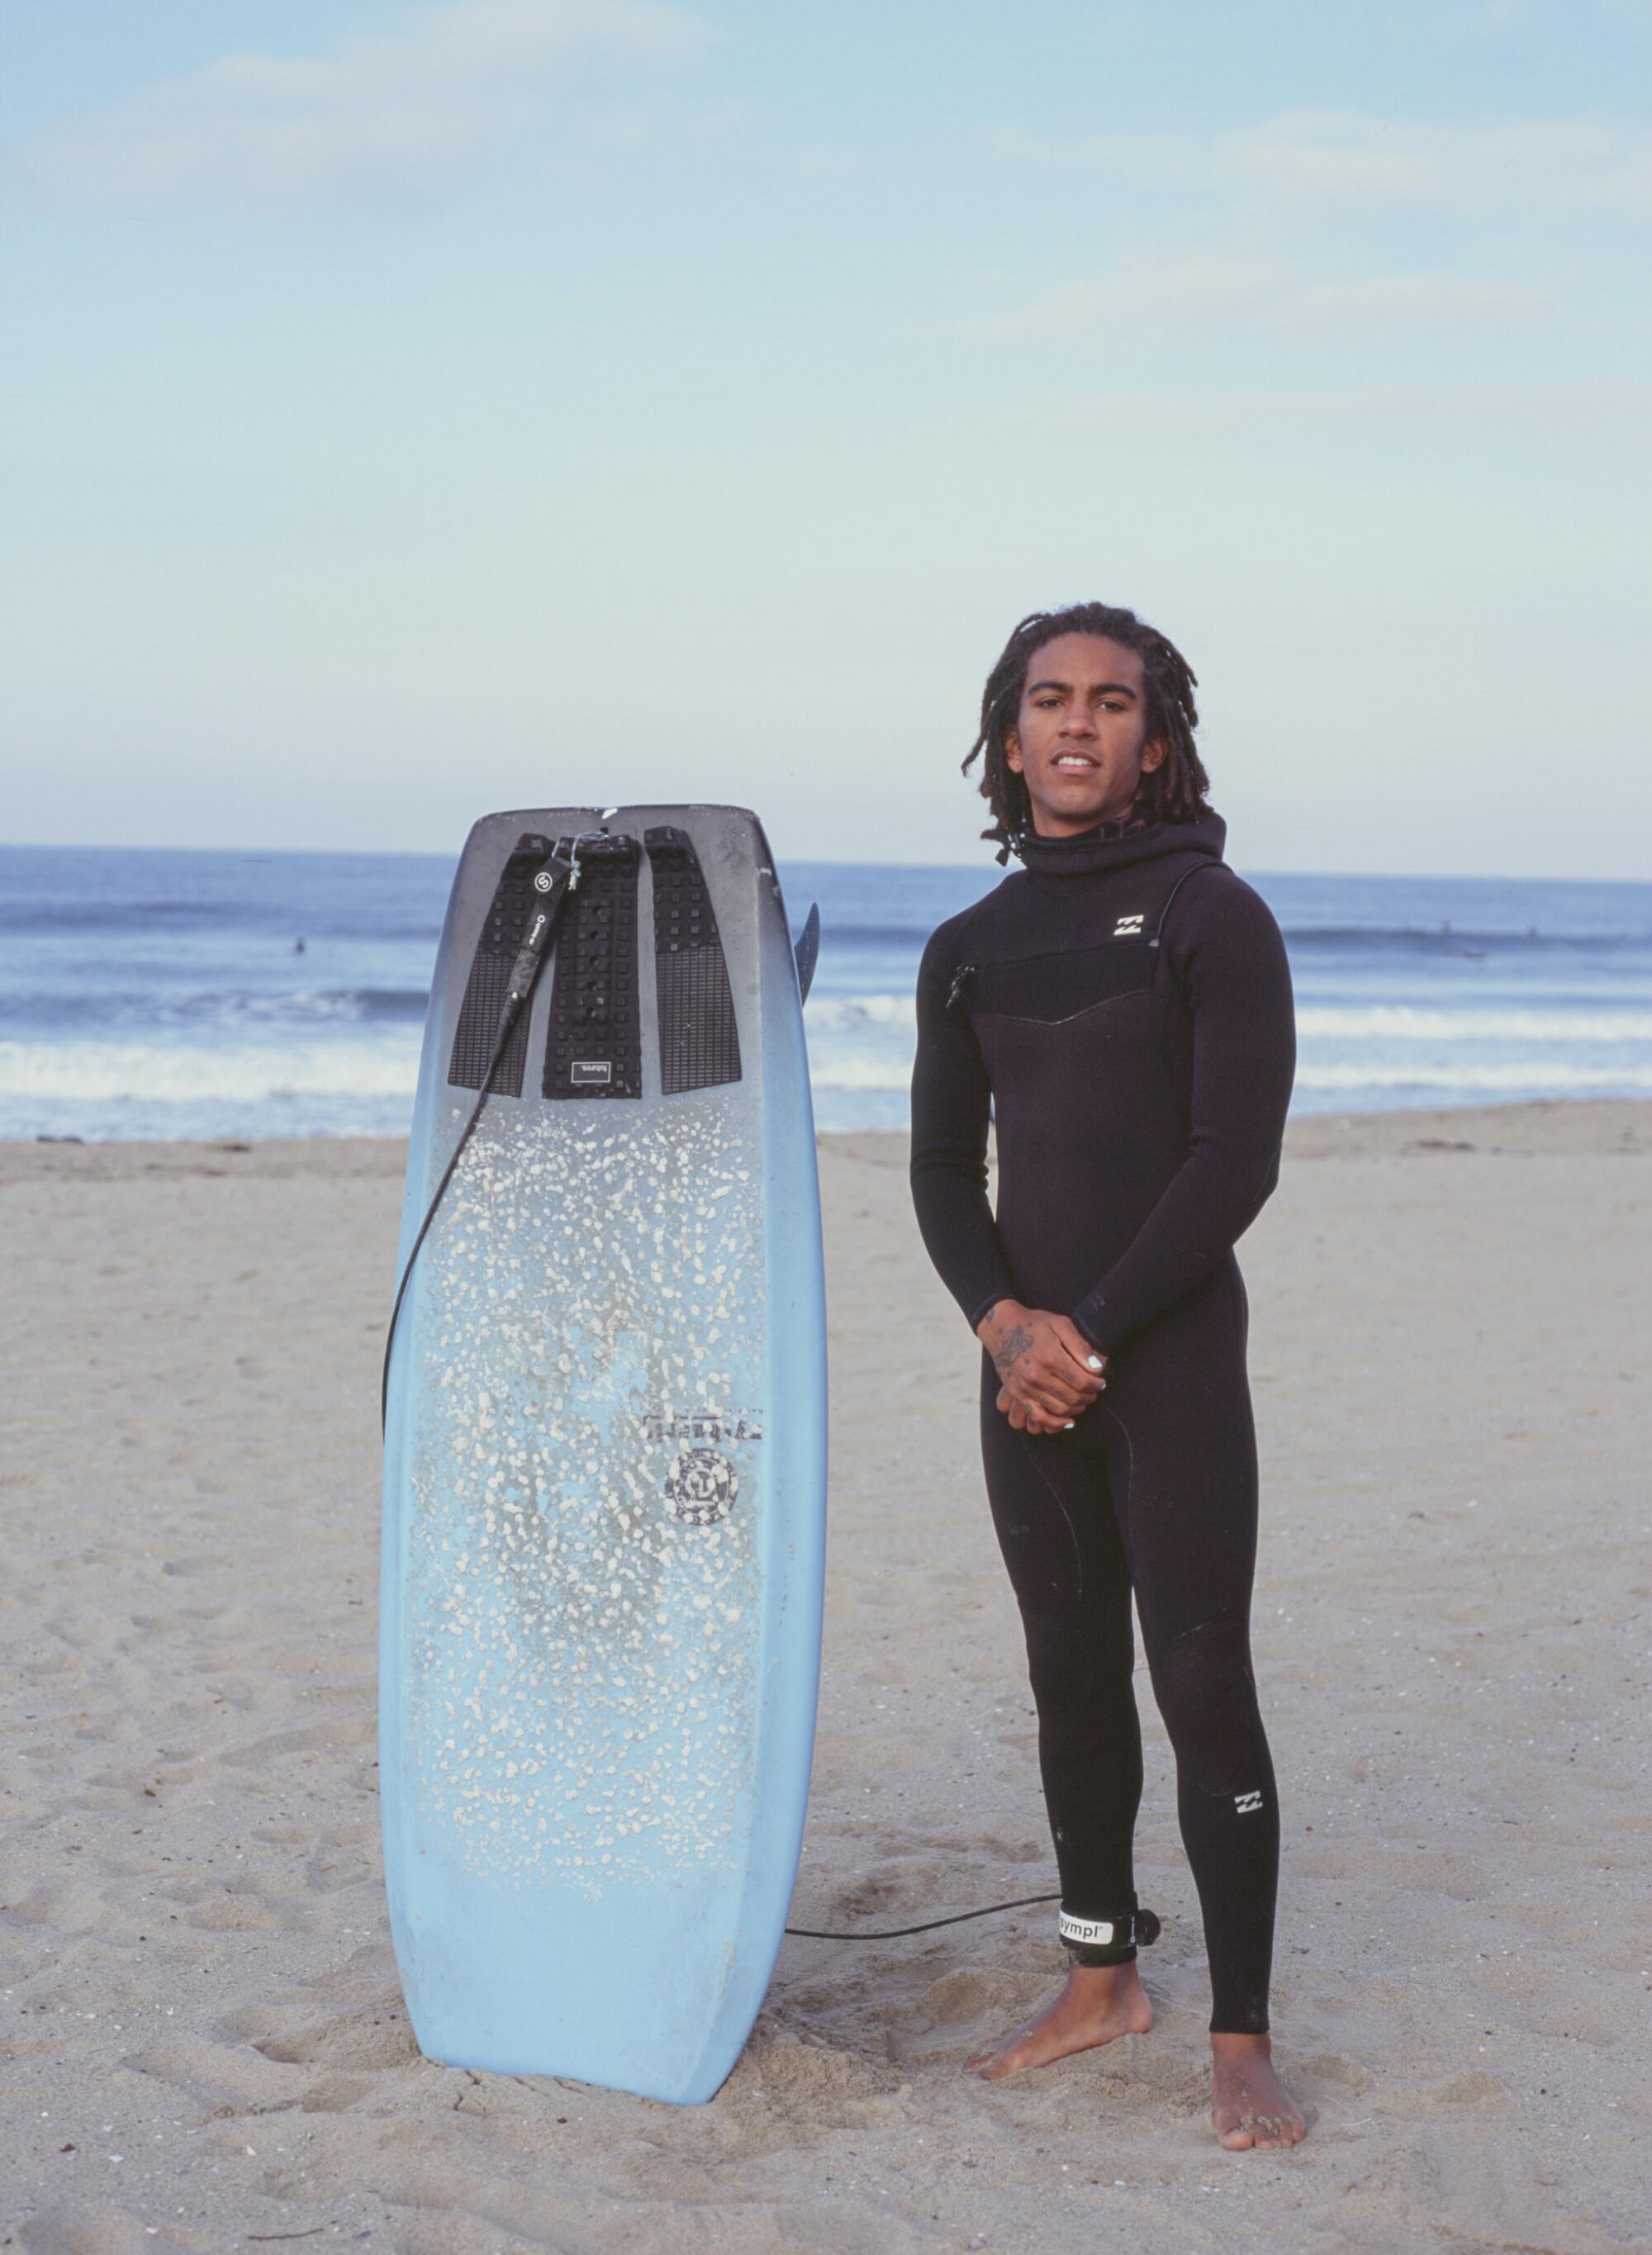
[7,1092,1652,1175]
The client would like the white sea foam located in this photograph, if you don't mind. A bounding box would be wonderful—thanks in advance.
[810,996,1652,1047]
[1296,1005,1652,1044]
[0,1037,420,1107]
[805,994,917,1032]
[8,972,1652,1137]
[1295,1060,1652,1093]
[807,1056,914,1092]
[806,1054,1652,1100]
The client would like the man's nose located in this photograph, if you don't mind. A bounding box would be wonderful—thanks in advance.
[1059,705,1098,736]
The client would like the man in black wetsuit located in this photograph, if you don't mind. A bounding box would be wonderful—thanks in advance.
[909,601,1308,2151]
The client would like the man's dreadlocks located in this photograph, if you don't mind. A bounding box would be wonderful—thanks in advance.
[963,602,1209,856]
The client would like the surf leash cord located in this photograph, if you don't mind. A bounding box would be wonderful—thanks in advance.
[380,840,582,1434]
[786,1892,1060,1941]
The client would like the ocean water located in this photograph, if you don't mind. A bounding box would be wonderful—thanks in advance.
[3,843,1651,1143]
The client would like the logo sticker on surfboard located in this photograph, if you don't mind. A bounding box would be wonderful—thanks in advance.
[664,1448,738,1526]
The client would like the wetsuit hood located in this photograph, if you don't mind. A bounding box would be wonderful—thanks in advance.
[1013,808,1227,880]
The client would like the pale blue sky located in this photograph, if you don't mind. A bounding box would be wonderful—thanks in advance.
[3,1,1650,873]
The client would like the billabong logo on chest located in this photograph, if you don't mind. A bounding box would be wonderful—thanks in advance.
[1113,914,1145,938]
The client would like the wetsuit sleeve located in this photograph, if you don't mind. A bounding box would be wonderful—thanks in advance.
[1071,872,1295,1355]
[909,925,1019,1332]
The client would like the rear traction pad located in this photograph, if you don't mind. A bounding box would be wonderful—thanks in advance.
[645,827,742,1094]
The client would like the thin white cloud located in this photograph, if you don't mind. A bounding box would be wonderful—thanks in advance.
[947,379,1652,445]
[1301,270,1542,319]
[18,0,710,207]
[966,107,1642,345]
[984,110,1652,219]
[952,258,1543,344]
[1224,111,1652,216]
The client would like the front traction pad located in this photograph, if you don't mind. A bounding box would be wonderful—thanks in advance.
[645,827,743,1095]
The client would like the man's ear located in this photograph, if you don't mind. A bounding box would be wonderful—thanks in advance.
[1004,727,1024,775]
[1141,737,1168,776]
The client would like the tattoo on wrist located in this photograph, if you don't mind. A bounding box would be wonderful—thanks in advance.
[991,1323,1034,1381]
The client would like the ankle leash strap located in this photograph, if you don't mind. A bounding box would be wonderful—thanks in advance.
[1058,1903,1162,1966]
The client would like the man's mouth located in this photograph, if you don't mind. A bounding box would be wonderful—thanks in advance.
[1053,754,1099,771]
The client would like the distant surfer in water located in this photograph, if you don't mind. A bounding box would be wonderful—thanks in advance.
[909,602,1307,2149]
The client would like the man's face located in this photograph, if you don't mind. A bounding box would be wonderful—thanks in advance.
[1004,633,1166,836]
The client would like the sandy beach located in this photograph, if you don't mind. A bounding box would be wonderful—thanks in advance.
[2,1101,1648,2253]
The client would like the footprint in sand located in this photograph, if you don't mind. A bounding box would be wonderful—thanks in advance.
[891,1966,1047,2058]
[19,2199,162,2255]
[1296,2049,1373,2096]
[248,1994,422,2071]
[726,2026,903,2131]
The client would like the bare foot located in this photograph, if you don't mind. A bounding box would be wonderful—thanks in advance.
[1209,2032,1308,2150]
[966,1962,1153,2080]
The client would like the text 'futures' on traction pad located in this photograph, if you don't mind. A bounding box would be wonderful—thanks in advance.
[544,832,643,1100]
[447,832,555,1095]
[645,827,743,1095]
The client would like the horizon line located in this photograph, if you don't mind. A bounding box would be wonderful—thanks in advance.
[2,833,1652,892]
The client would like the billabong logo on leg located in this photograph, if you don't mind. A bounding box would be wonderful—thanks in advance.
[1234,1790,1264,1814]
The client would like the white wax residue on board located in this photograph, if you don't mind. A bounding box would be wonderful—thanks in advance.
[406,1099,765,1893]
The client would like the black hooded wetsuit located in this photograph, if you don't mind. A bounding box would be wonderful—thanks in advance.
[909,811,1295,2034]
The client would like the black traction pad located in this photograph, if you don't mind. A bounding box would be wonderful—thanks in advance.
[447,833,556,1095]
[544,833,643,1100]
[645,827,743,1095]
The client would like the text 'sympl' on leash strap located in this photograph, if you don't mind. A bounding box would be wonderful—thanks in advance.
[380,839,584,1434]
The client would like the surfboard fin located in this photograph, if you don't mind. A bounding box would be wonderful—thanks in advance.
[793,903,820,1006]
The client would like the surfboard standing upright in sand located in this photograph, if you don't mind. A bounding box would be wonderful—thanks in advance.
[380,805,827,2104]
